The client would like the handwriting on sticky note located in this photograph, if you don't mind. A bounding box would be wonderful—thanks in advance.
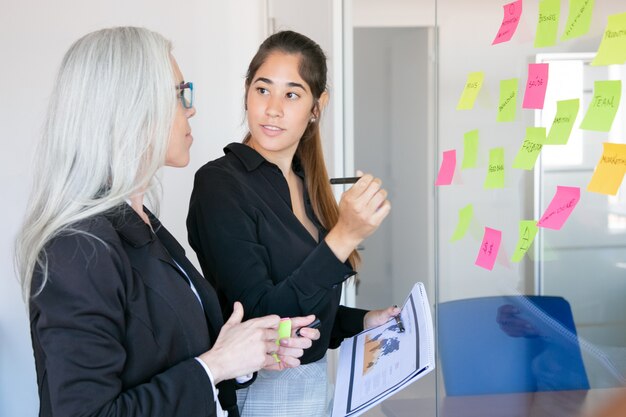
[497,78,518,122]
[457,72,485,110]
[475,227,502,270]
[592,12,626,66]
[462,130,479,169]
[451,204,474,242]
[537,186,580,230]
[484,147,505,189]
[562,0,595,41]
[512,220,538,262]
[522,63,549,109]
[546,99,580,145]
[580,80,622,132]
[535,0,560,47]
[512,127,546,170]
[435,150,456,186]
[492,0,523,45]
[587,143,626,196]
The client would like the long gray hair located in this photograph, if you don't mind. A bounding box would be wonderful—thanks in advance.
[15,27,176,301]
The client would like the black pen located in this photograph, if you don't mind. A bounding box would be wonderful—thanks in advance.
[295,318,321,337]
[393,305,405,333]
[330,176,361,185]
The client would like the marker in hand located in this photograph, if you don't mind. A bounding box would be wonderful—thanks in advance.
[295,318,321,337]
[330,177,361,185]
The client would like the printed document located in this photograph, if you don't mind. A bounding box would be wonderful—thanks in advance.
[331,282,435,417]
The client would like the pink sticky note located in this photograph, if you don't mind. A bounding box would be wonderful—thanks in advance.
[492,0,523,45]
[475,227,502,271]
[537,186,580,230]
[523,63,549,109]
[435,150,456,186]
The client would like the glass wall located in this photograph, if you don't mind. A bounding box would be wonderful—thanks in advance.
[436,1,626,416]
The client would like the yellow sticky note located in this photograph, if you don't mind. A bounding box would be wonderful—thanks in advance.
[450,204,473,242]
[273,318,292,363]
[511,220,539,262]
[457,72,485,110]
[580,80,622,132]
[497,78,519,122]
[587,143,626,196]
[592,12,626,66]
[484,147,505,189]
[462,130,479,169]
[546,99,580,145]
[512,127,546,170]
[561,0,595,41]
[535,0,560,48]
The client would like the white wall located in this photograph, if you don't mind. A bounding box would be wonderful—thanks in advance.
[0,1,265,415]
[353,0,435,27]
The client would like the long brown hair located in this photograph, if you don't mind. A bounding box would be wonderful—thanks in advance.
[243,30,360,269]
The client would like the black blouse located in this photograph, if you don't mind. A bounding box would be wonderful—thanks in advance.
[187,142,367,363]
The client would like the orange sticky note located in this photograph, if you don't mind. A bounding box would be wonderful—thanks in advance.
[475,227,502,271]
[435,150,456,186]
[492,0,523,45]
[587,143,626,196]
[537,186,580,230]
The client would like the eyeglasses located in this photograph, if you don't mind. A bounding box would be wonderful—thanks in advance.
[176,81,194,109]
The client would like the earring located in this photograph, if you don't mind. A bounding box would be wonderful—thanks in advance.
[310,117,316,123]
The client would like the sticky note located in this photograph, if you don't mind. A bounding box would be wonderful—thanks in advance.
[592,12,626,66]
[435,150,456,186]
[511,221,539,262]
[580,80,622,132]
[534,0,560,48]
[492,0,523,45]
[462,130,479,169]
[273,318,292,362]
[587,143,626,196]
[450,204,473,242]
[561,0,595,41]
[546,99,580,145]
[457,72,485,110]
[537,186,580,230]
[512,127,546,170]
[497,78,519,122]
[522,63,549,109]
[475,227,502,271]
[484,147,505,189]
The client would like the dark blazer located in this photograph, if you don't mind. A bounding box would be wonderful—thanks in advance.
[29,204,243,417]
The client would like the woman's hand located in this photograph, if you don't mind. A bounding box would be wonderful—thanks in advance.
[199,302,280,384]
[325,171,391,262]
[363,305,401,329]
[265,315,321,371]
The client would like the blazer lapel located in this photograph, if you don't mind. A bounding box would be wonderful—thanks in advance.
[147,210,225,340]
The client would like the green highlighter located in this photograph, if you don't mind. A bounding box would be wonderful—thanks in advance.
[273,318,292,363]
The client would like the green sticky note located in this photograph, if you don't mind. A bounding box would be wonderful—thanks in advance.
[462,130,479,169]
[546,99,580,145]
[497,78,518,122]
[580,80,622,132]
[450,204,474,242]
[484,147,505,189]
[535,0,560,48]
[561,0,595,41]
[457,72,485,110]
[511,220,539,262]
[513,127,547,170]
[592,12,626,66]
[273,318,292,362]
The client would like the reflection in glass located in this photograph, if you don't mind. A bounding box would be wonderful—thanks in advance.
[438,295,589,396]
